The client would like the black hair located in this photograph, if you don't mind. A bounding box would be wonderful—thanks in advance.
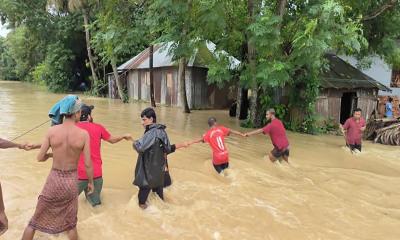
[141,107,157,123]
[208,117,217,127]
[388,97,393,102]
[354,108,362,113]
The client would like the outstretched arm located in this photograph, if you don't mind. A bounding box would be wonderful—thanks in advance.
[230,129,246,137]
[37,132,51,162]
[0,138,23,149]
[106,134,133,144]
[244,129,264,137]
[187,137,203,146]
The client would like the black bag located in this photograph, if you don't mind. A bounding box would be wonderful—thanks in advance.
[134,138,166,189]
[164,159,172,188]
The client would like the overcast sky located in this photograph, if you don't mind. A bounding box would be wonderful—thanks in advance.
[0,23,10,37]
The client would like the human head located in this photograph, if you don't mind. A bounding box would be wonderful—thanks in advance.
[80,104,94,122]
[266,108,276,121]
[140,107,156,128]
[388,97,393,103]
[353,108,362,120]
[64,99,82,123]
[208,117,217,127]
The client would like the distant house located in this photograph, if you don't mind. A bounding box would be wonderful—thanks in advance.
[315,54,391,123]
[340,55,400,117]
[108,42,240,109]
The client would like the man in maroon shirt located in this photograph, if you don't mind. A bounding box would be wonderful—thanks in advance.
[245,109,290,163]
[340,108,366,152]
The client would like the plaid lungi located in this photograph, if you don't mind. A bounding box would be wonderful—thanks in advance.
[29,168,78,234]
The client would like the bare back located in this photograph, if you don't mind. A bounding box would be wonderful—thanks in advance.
[45,122,88,171]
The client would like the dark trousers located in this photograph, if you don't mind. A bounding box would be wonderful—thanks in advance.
[349,144,362,152]
[213,162,229,173]
[138,186,163,205]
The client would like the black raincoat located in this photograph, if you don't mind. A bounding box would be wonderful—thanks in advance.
[132,124,175,188]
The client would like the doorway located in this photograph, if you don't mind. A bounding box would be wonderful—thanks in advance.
[340,92,357,124]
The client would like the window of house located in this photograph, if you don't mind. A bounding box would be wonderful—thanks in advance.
[391,69,400,88]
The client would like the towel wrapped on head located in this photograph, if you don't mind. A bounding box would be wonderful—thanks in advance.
[48,95,82,125]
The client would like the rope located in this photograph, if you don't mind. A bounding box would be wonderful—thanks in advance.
[10,119,50,141]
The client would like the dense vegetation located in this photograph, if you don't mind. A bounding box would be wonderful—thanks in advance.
[0,0,399,132]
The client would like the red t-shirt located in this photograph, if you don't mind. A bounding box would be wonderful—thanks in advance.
[203,125,230,165]
[343,117,366,145]
[77,122,111,180]
[262,118,289,150]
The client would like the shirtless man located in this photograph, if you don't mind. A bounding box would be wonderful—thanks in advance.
[22,99,94,240]
[0,138,30,236]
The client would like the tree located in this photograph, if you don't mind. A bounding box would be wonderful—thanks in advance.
[148,0,200,113]
[48,0,100,91]
[91,0,149,102]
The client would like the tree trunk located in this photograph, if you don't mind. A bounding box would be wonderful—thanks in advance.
[82,9,98,91]
[178,57,190,113]
[247,0,263,127]
[111,60,126,102]
[149,45,156,107]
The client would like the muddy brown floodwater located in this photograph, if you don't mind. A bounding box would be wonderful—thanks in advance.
[0,81,399,240]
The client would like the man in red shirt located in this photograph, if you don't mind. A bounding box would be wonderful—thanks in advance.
[77,105,132,207]
[188,117,245,173]
[245,108,290,163]
[340,108,366,152]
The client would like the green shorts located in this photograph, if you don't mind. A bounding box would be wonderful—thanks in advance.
[78,177,103,207]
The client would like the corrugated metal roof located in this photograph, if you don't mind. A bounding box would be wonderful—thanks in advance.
[321,54,391,92]
[118,41,240,71]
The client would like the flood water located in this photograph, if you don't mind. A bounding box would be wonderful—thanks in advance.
[0,81,399,240]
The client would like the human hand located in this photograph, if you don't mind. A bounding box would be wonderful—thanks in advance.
[87,181,94,195]
[0,211,8,236]
[123,134,133,141]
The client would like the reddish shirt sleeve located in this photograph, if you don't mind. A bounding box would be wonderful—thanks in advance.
[222,126,231,136]
[203,132,209,143]
[361,118,366,127]
[100,125,111,141]
[342,119,350,130]
[262,124,271,135]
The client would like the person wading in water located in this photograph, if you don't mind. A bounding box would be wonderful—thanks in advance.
[22,97,94,240]
[244,109,290,163]
[77,104,132,207]
[131,108,187,209]
[186,117,246,174]
[0,138,31,236]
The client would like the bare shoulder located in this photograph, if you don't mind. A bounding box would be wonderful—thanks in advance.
[76,126,89,139]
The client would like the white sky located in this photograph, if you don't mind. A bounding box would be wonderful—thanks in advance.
[0,23,10,37]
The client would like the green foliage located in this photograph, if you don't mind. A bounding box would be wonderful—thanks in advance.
[33,43,75,92]
[0,37,17,80]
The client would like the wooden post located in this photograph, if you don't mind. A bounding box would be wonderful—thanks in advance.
[149,45,156,107]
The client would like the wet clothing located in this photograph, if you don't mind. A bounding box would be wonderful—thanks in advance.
[77,122,111,180]
[271,147,290,158]
[262,119,289,151]
[386,102,393,118]
[133,124,175,189]
[78,177,103,207]
[48,95,80,125]
[29,168,78,234]
[348,144,362,152]
[203,125,231,165]
[213,162,229,173]
[343,117,366,145]
[138,187,163,205]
